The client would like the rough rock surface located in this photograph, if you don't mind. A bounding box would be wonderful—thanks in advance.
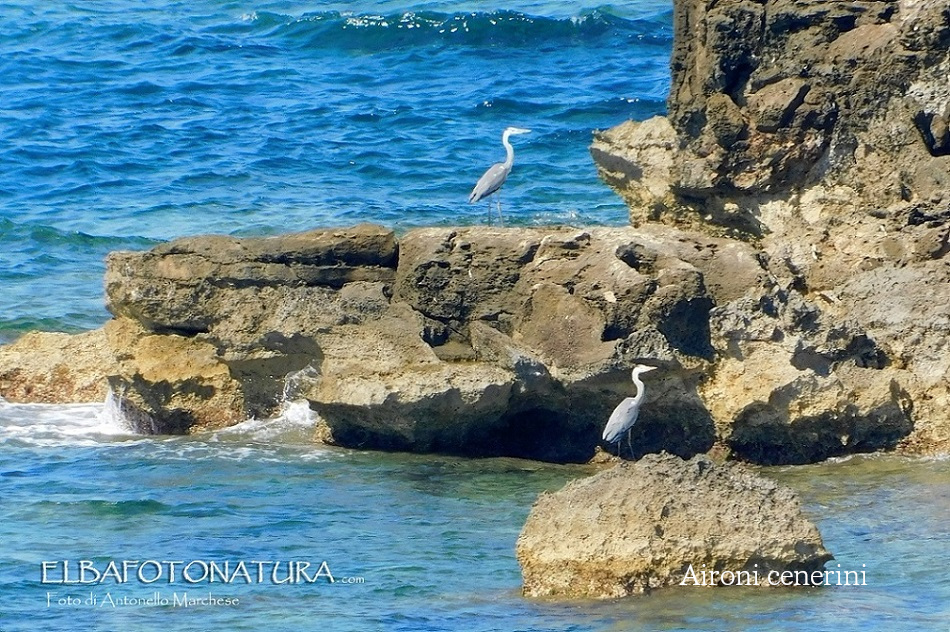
[0,217,930,462]
[104,317,246,434]
[2,0,947,462]
[102,223,400,430]
[93,223,769,462]
[0,329,119,403]
[591,0,950,457]
[516,453,832,599]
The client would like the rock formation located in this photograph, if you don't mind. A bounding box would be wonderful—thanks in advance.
[1,0,947,462]
[591,0,950,459]
[0,329,119,403]
[78,223,768,462]
[516,452,832,599]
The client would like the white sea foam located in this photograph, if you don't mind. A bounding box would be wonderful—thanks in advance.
[0,390,328,459]
[0,395,136,448]
[209,399,318,442]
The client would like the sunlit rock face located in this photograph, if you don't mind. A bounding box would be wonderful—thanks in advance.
[592,0,950,458]
[517,453,832,599]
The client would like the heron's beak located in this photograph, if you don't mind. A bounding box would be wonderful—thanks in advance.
[641,366,657,372]
[512,128,531,134]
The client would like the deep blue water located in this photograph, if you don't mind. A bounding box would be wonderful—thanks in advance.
[0,0,671,341]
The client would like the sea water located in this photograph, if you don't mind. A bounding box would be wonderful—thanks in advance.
[0,401,948,631]
[1,2,948,630]
[0,0,670,341]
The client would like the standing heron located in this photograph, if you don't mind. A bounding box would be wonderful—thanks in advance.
[468,126,531,225]
[603,364,657,458]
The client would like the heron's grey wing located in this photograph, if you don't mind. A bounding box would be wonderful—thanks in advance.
[468,162,509,203]
[602,397,640,443]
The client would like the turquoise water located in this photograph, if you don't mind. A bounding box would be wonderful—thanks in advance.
[0,0,671,341]
[1,401,947,631]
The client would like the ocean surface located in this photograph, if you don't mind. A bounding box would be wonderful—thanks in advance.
[0,0,671,342]
[1,401,948,631]
[1,1,948,630]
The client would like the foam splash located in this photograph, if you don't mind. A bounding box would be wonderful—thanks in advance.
[0,387,325,455]
[0,394,135,449]
[210,399,318,443]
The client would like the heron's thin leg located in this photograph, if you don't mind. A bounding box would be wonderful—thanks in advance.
[626,429,633,460]
[496,194,504,226]
[485,199,492,225]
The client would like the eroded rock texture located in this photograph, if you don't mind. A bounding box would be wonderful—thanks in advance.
[592,0,950,457]
[94,224,765,462]
[3,0,947,462]
[517,453,832,598]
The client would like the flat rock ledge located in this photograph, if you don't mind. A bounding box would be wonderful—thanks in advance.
[516,453,832,599]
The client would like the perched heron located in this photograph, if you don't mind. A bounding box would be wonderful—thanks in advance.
[468,126,531,225]
[603,364,657,457]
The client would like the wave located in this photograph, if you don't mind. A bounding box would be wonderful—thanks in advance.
[243,9,672,52]
[0,217,158,249]
[0,399,132,449]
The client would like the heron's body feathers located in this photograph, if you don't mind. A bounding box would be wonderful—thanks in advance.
[468,127,529,210]
[602,397,640,444]
[469,162,509,203]
[602,364,655,447]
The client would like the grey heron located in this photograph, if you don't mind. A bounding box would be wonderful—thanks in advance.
[468,126,530,225]
[603,364,657,457]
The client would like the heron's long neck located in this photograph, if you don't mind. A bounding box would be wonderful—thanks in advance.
[502,132,515,169]
[631,373,646,405]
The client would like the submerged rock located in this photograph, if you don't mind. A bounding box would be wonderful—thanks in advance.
[516,453,832,599]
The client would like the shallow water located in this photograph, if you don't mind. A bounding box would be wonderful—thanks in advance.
[1,400,947,631]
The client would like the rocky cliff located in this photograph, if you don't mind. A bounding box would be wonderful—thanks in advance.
[591,0,950,459]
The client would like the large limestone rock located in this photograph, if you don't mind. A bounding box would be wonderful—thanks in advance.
[43,223,766,462]
[309,225,768,461]
[591,0,949,456]
[516,453,832,599]
[101,225,400,429]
